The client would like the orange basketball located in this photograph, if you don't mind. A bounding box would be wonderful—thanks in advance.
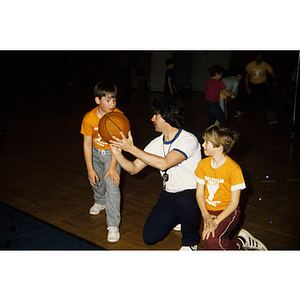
[98,111,130,143]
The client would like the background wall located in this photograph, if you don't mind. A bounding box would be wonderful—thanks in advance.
[150,51,232,92]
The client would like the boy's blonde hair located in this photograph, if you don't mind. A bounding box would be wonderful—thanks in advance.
[203,124,240,154]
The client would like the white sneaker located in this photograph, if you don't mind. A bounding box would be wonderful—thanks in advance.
[234,111,245,118]
[107,227,120,243]
[173,224,181,231]
[89,203,105,215]
[238,229,267,250]
[179,245,198,251]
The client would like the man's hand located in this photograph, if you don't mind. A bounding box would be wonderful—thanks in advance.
[110,131,134,153]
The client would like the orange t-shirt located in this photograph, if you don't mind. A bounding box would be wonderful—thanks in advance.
[80,107,123,150]
[194,156,246,211]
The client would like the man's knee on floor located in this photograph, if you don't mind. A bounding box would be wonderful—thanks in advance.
[143,227,164,245]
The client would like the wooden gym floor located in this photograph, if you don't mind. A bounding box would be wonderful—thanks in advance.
[0,83,299,251]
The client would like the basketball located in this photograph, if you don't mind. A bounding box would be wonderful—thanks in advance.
[265,110,277,122]
[98,111,130,143]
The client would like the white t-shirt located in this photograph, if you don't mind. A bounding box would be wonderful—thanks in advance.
[144,129,202,193]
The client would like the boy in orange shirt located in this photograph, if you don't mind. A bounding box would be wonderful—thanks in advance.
[195,124,267,250]
[81,81,122,243]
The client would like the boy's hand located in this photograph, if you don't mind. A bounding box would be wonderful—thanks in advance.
[104,167,120,186]
[202,214,218,240]
[88,169,99,186]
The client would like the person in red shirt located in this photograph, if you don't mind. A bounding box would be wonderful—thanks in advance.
[205,65,237,126]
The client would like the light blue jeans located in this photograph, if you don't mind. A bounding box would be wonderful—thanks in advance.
[91,147,121,227]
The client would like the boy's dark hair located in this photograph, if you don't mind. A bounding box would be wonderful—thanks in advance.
[94,81,117,98]
[151,96,184,128]
[165,59,174,67]
[203,124,240,155]
[209,65,224,77]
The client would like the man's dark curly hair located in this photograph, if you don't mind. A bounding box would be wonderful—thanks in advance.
[151,96,184,128]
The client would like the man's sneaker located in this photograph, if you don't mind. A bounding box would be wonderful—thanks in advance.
[269,120,278,125]
[234,111,245,118]
[107,227,120,243]
[237,229,267,250]
[173,224,181,231]
[89,203,105,215]
[179,245,198,251]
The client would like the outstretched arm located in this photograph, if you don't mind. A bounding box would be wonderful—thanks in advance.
[110,141,147,175]
[110,131,186,171]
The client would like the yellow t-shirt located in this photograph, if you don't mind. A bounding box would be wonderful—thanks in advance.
[80,107,123,150]
[246,60,273,84]
[194,156,246,211]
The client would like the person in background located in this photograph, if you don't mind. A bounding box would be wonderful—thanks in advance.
[216,67,244,124]
[234,52,278,121]
[205,65,237,126]
[164,59,178,97]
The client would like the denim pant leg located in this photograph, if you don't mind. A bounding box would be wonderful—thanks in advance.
[215,97,227,124]
[255,82,274,110]
[206,102,228,126]
[92,147,121,227]
[91,148,106,206]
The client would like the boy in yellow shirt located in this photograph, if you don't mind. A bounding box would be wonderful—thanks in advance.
[81,81,123,243]
[195,124,267,250]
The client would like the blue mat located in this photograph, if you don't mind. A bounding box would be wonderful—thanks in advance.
[0,201,106,250]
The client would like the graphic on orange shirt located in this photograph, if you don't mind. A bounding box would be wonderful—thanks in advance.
[93,126,108,148]
[205,176,223,207]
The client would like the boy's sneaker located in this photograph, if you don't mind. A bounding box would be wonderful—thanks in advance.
[173,224,181,231]
[89,203,105,215]
[179,245,198,251]
[234,111,245,118]
[107,227,120,243]
[237,229,267,250]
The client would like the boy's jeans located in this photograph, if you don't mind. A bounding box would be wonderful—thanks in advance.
[91,147,121,227]
[205,101,228,126]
